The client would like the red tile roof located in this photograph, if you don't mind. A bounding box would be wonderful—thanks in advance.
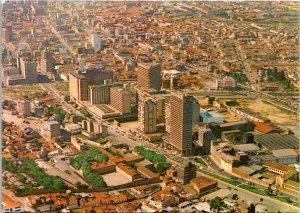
[253,121,275,134]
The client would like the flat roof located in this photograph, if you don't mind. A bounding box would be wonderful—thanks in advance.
[254,133,299,150]
[236,166,256,175]
[69,71,86,79]
[200,112,213,119]
[272,149,297,157]
[234,144,260,152]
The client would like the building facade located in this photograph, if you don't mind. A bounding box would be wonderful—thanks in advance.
[16,100,31,117]
[110,87,131,115]
[20,57,37,84]
[139,98,157,134]
[137,63,161,91]
[69,72,88,102]
[89,84,111,105]
[91,34,101,52]
[169,92,194,155]
[42,121,60,138]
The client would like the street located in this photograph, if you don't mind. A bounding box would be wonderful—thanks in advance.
[39,83,82,116]
[2,188,35,212]
[107,124,299,212]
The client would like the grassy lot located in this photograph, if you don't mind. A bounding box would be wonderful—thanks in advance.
[92,137,108,144]
[3,84,47,100]
[51,82,69,96]
[196,157,207,166]
[199,169,240,186]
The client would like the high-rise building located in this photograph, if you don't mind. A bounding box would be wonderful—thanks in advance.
[154,96,166,124]
[165,103,171,133]
[91,34,101,52]
[84,66,113,85]
[192,99,200,123]
[69,72,88,102]
[79,59,85,71]
[17,100,31,117]
[2,26,13,42]
[2,28,10,43]
[110,87,131,115]
[139,98,157,134]
[169,92,194,155]
[40,50,53,74]
[137,63,161,91]
[176,162,197,184]
[198,125,217,154]
[42,121,60,138]
[89,84,111,105]
[20,57,37,84]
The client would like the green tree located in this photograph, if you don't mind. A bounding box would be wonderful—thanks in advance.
[80,107,91,117]
[64,95,70,102]
[210,196,225,211]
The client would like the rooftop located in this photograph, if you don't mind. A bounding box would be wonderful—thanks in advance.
[254,133,299,150]
[272,149,297,157]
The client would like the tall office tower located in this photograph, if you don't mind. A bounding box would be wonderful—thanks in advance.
[169,92,194,156]
[137,63,161,91]
[89,84,111,105]
[2,28,10,43]
[155,96,166,124]
[69,72,88,102]
[198,125,217,154]
[79,58,85,71]
[192,98,200,123]
[165,103,171,133]
[40,50,53,74]
[20,57,37,84]
[139,98,157,134]
[91,34,101,52]
[6,25,13,41]
[110,87,131,115]
[177,162,197,184]
[85,66,113,85]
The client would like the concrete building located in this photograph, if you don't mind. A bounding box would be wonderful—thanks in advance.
[216,76,236,89]
[154,96,166,124]
[40,50,53,74]
[42,121,60,138]
[165,103,171,133]
[192,99,200,123]
[20,57,37,84]
[139,98,157,134]
[91,33,101,52]
[198,125,217,154]
[169,92,194,155]
[69,71,88,102]
[89,84,111,105]
[82,119,108,137]
[84,66,112,85]
[200,111,224,123]
[79,58,85,71]
[177,162,197,184]
[110,87,131,115]
[16,100,31,117]
[2,28,10,43]
[137,63,161,91]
